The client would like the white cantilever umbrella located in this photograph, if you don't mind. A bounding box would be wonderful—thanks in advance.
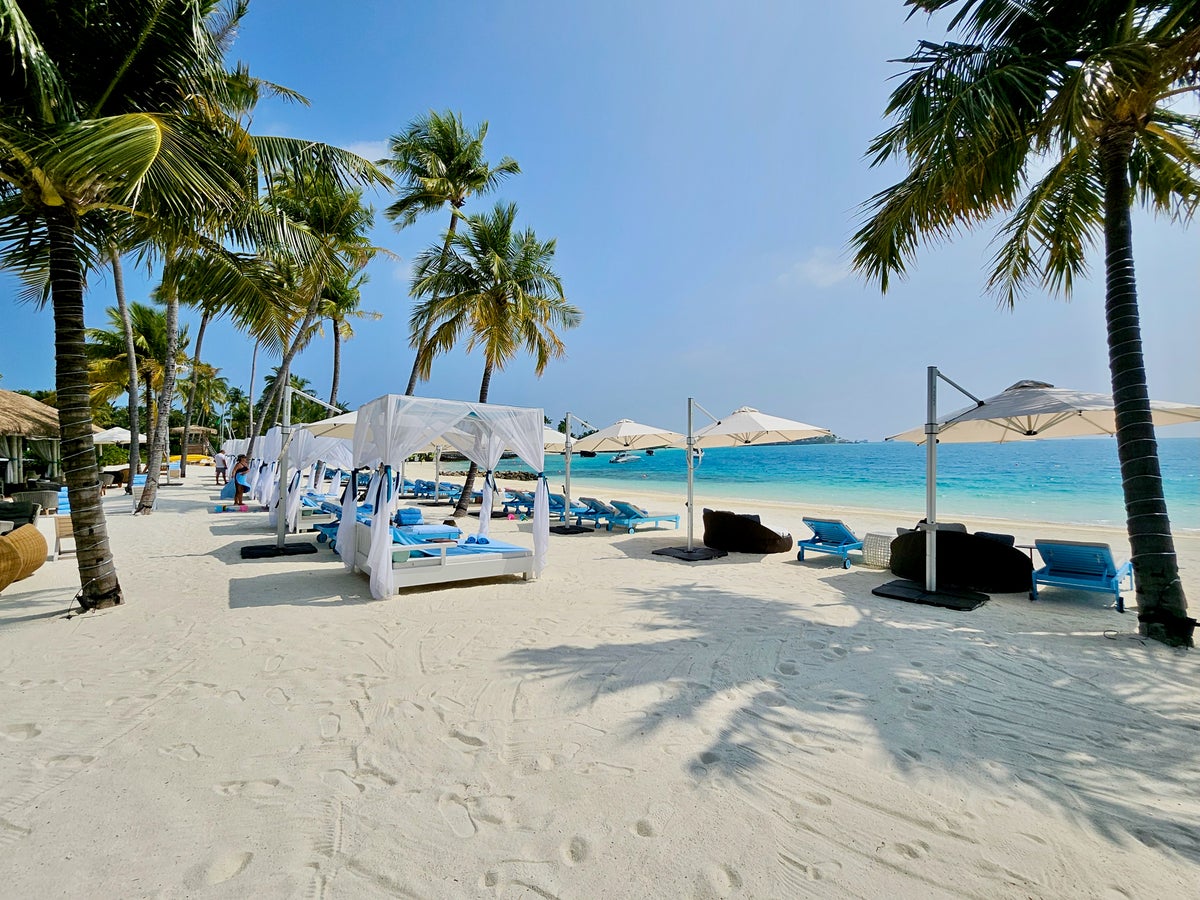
[887,380,1200,444]
[93,426,147,445]
[693,406,830,448]
[657,403,830,560]
[885,372,1200,598]
[571,418,685,453]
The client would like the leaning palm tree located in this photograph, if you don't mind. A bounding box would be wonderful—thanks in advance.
[410,202,582,516]
[852,0,1200,645]
[382,110,519,394]
[244,170,379,454]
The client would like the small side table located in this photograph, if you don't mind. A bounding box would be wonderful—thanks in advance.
[862,532,893,569]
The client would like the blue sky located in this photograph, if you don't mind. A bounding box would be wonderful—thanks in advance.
[2,0,1197,440]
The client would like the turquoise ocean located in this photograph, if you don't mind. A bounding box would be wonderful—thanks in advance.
[446,437,1200,530]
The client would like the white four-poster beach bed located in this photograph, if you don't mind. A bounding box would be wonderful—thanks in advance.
[325,394,550,599]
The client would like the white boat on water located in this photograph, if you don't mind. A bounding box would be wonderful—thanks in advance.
[609,451,641,464]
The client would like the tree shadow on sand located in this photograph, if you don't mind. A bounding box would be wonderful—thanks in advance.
[502,574,1200,865]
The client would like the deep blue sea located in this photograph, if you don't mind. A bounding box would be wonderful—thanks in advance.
[446,437,1199,530]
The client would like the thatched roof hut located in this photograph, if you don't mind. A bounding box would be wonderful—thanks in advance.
[0,389,62,485]
[0,389,59,438]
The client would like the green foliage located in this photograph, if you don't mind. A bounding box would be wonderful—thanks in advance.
[410,202,581,385]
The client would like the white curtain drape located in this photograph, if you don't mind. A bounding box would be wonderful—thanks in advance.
[336,469,358,570]
[285,468,303,531]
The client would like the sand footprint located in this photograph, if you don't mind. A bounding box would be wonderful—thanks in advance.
[206,851,252,884]
[264,655,283,673]
[777,662,798,675]
[223,690,245,704]
[438,793,476,838]
[320,769,364,796]
[448,728,485,749]
[0,818,32,841]
[1,723,41,741]
[633,819,655,838]
[159,743,201,761]
[562,836,589,866]
[696,863,743,898]
[266,687,290,706]
[319,714,341,740]
[215,779,281,798]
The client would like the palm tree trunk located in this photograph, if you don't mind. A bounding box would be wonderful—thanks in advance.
[137,275,181,515]
[180,310,210,478]
[453,359,493,516]
[1099,130,1190,646]
[47,209,122,609]
[110,249,140,495]
[405,213,458,394]
[329,318,341,407]
[247,338,259,448]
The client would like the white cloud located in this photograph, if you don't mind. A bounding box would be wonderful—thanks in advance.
[778,247,851,289]
[343,139,391,162]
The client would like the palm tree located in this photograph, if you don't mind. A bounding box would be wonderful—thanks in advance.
[87,303,190,434]
[0,0,250,607]
[382,110,520,394]
[851,1,1199,645]
[1,2,385,598]
[245,170,378,454]
[106,247,143,492]
[308,270,380,407]
[410,202,582,515]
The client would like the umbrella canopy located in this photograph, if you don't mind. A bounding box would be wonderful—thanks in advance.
[571,418,684,453]
[297,410,357,440]
[888,380,1200,444]
[542,426,569,453]
[693,406,831,447]
[93,426,147,445]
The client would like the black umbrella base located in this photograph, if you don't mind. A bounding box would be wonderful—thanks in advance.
[872,579,989,611]
[653,546,728,561]
[550,524,593,535]
[240,542,318,559]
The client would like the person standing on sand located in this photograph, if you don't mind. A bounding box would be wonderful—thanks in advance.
[231,454,250,505]
[213,450,228,485]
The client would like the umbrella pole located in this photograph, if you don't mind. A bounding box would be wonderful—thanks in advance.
[276,386,291,549]
[925,366,938,593]
[686,397,695,552]
[433,445,441,503]
[564,412,574,522]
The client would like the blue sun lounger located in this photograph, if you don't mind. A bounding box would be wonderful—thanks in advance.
[606,500,680,533]
[1032,540,1134,612]
[796,518,864,568]
[502,490,535,515]
[576,497,620,528]
[549,493,589,522]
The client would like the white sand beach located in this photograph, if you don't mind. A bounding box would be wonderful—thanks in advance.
[2,468,1198,898]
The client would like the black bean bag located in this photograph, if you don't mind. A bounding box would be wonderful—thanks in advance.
[702,508,793,554]
[889,530,1032,593]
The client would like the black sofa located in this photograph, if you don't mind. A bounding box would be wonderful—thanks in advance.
[702,508,793,554]
[889,529,1032,593]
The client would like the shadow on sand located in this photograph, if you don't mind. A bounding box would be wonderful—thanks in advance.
[501,570,1200,866]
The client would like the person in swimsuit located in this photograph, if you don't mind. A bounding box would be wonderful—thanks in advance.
[232,454,251,505]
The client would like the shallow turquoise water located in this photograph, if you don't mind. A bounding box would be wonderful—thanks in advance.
[447,437,1199,529]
